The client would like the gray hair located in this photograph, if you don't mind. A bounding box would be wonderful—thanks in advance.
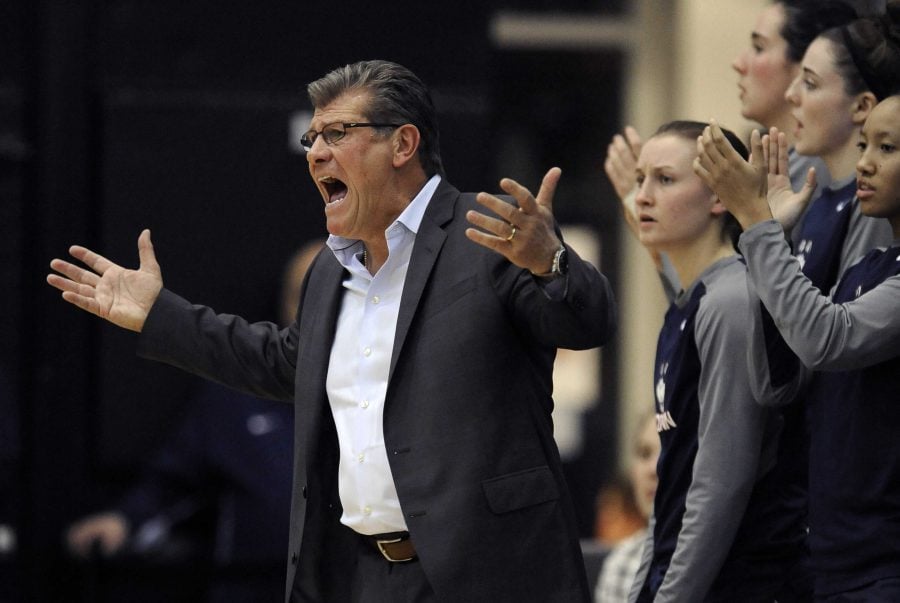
[307,60,444,177]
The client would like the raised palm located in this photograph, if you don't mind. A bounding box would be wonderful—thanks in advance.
[760,128,817,232]
[47,229,163,332]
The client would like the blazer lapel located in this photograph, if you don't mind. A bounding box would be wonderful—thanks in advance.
[388,181,458,383]
[295,253,345,448]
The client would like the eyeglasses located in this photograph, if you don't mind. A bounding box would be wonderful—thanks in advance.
[300,122,401,152]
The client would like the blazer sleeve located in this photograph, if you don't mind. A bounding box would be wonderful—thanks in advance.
[499,241,617,352]
[136,288,297,401]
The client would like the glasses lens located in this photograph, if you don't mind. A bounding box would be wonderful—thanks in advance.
[300,130,317,150]
[322,124,346,145]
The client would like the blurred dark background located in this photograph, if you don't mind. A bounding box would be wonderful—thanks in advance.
[1,0,626,600]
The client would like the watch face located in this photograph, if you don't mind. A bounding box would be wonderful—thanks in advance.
[553,247,568,276]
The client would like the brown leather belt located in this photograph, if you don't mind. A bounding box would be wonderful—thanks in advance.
[365,531,417,563]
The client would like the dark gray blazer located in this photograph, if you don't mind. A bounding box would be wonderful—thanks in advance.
[137,180,616,602]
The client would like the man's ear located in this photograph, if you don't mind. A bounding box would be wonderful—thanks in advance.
[851,92,878,125]
[392,124,421,168]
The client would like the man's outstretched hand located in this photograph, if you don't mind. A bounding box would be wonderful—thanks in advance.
[47,229,163,332]
[465,167,564,276]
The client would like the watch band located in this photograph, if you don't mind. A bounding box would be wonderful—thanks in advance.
[532,245,567,279]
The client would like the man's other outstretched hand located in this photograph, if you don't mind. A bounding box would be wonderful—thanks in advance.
[47,229,163,332]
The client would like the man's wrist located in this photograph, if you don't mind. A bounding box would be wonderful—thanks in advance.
[531,245,568,279]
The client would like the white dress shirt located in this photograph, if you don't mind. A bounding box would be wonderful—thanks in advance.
[325,175,441,535]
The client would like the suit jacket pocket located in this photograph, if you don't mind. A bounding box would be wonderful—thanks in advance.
[482,465,560,514]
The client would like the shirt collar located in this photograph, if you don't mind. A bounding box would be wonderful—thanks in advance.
[327,174,441,253]
[326,174,442,269]
[394,174,441,235]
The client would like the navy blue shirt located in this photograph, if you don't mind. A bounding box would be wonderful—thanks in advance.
[120,382,293,565]
[636,258,805,602]
[807,245,900,595]
[740,223,900,597]
[755,178,881,573]
[793,178,856,293]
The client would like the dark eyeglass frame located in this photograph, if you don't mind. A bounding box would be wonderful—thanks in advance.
[300,122,401,151]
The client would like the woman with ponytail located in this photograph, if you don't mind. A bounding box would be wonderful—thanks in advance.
[697,10,900,585]
[782,8,900,291]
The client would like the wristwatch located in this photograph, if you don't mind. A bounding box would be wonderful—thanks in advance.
[534,245,568,279]
[551,245,569,277]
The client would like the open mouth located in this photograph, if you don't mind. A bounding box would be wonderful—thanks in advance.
[319,176,348,204]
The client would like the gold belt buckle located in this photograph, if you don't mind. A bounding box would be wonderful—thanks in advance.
[376,537,414,563]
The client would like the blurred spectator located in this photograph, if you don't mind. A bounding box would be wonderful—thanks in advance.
[594,413,659,603]
[65,241,323,602]
[592,477,644,546]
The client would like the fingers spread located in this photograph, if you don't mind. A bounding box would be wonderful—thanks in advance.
[475,191,520,224]
[49,258,100,287]
[698,126,723,168]
[776,131,789,176]
[465,226,510,256]
[765,129,777,175]
[69,245,114,277]
[708,121,735,162]
[138,228,161,275]
[534,166,561,212]
[804,166,818,192]
[693,156,714,188]
[46,273,79,295]
[60,290,101,316]
[612,134,636,164]
[466,208,514,241]
[498,177,541,215]
[624,125,643,156]
[695,131,718,174]
[749,129,766,170]
[603,153,617,177]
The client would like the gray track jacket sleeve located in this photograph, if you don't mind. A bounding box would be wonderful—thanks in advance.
[629,260,770,603]
[654,266,767,602]
[740,221,900,371]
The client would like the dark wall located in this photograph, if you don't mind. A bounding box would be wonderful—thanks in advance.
[92,0,496,475]
[4,1,624,600]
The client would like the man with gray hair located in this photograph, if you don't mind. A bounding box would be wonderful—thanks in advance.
[48,60,617,602]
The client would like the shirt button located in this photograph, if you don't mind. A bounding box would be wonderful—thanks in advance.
[357,453,365,463]
[372,296,380,304]
[360,400,370,409]
[363,347,372,357]
[363,506,372,516]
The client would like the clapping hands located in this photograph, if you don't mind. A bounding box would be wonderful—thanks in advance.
[694,121,817,231]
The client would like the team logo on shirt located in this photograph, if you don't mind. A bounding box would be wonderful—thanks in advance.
[796,240,812,271]
[655,361,677,432]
